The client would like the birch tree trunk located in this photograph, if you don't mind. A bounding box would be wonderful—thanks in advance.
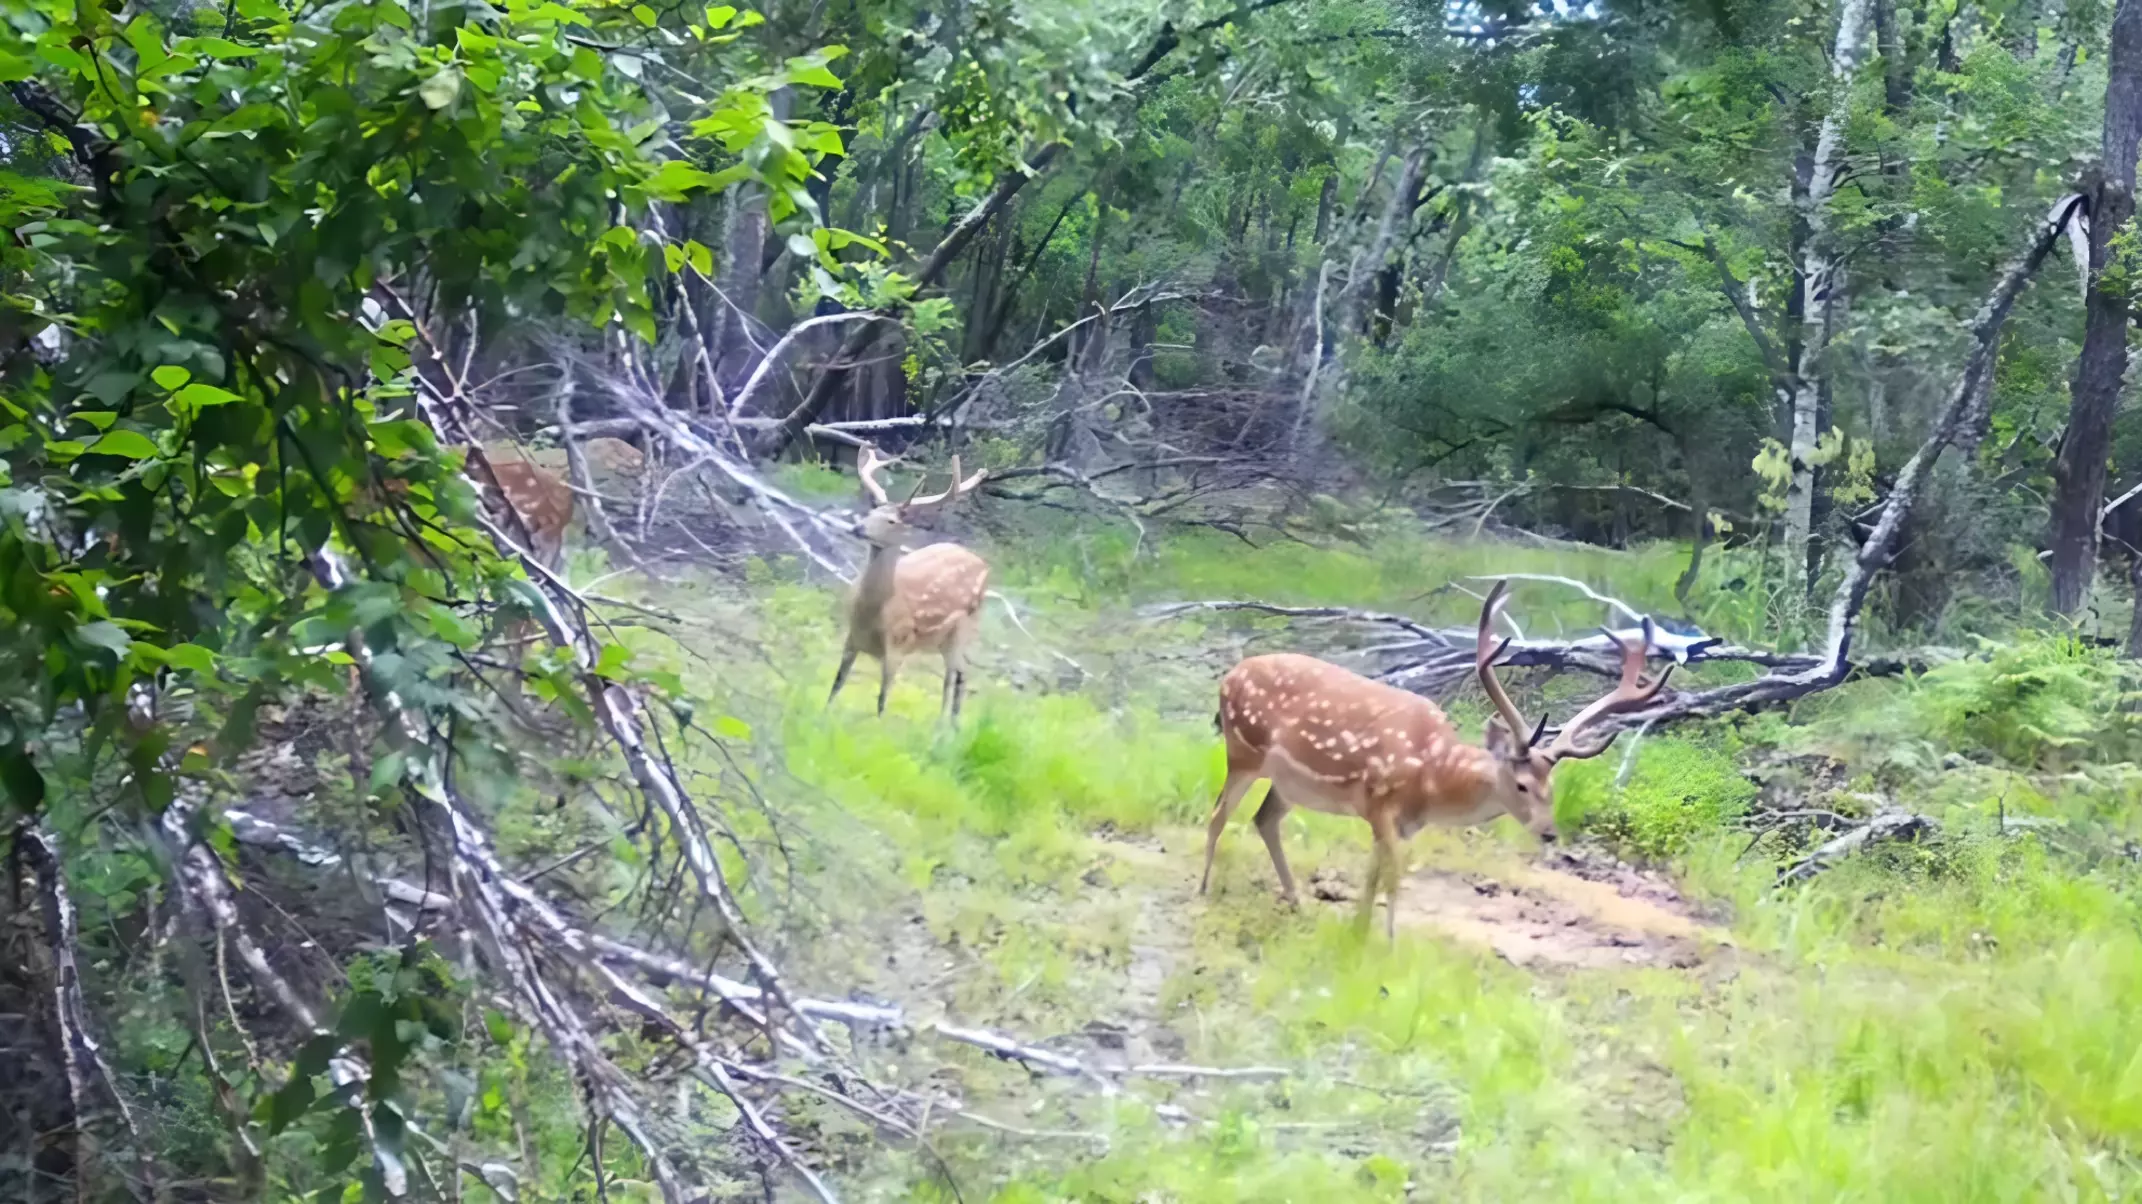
[1781,0,1874,604]
[2048,0,2142,616]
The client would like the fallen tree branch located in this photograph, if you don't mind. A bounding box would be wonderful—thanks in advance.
[1776,811,1935,885]
[1144,598,1946,688]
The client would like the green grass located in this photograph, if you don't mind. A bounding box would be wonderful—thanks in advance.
[595,526,2142,1202]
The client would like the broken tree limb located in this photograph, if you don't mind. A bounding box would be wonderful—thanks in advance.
[760,145,1064,456]
[1144,598,1946,697]
[1776,811,1935,885]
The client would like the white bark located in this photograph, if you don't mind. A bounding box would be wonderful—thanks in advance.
[1782,0,1876,600]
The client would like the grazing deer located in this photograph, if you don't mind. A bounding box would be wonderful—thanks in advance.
[1199,580,1673,940]
[828,445,990,721]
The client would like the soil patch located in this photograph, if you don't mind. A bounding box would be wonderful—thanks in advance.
[1315,858,1728,971]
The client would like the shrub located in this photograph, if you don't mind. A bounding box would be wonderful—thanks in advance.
[1557,736,1757,860]
[1910,635,2142,769]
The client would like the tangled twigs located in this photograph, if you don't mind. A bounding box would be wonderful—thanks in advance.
[308,546,699,1200]
[155,771,421,1196]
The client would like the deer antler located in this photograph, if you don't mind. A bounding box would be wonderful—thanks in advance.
[857,444,893,507]
[1475,580,1538,752]
[1540,617,1674,762]
[903,455,989,510]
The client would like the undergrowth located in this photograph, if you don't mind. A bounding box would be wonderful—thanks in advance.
[596,527,2142,1201]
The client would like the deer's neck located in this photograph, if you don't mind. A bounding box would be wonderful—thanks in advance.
[850,542,904,640]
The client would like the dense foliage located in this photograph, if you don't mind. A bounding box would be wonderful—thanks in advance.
[7,0,2142,1198]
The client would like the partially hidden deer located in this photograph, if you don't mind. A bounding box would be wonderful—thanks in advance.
[827,445,990,721]
[1199,579,1673,940]
[349,445,575,699]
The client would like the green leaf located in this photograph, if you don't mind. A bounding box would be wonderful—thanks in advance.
[150,365,192,390]
[594,642,633,680]
[684,239,714,277]
[370,749,408,795]
[713,714,751,741]
[427,604,479,649]
[76,621,133,657]
[418,67,463,110]
[163,642,216,675]
[263,1072,316,1134]
[172,382,241,411]
[176,36,260,59]
[704,4,737,27]
[85,430,161,460]
[785,57,843,89]
[71,411,117,431]
[637,159,731,201]
[631,3,658,24]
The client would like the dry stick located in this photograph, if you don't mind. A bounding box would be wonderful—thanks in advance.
[555,369,629,555]
[1776,812,1935,885]
[308,547,692,1202]
[763,141,1066,454]
[594,375,856,579]
[724,312,890,419]
[362,301,831,1199]
[154,777,420,1197]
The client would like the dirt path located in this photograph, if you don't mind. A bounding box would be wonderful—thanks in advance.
[1380,863,1722,969]
[1287,843,1730,971]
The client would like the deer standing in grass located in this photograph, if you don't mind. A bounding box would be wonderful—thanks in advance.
[828,446,990,721]
[1200,580,1673,940]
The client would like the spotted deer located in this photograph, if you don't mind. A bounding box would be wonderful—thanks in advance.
[827,445,990,721]
[1200,580,1673,940]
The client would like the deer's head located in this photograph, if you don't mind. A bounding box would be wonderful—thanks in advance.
[853,445,987,549]
[1473,580,1675,841]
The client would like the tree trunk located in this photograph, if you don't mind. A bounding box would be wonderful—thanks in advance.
[760,145,1062,456]
[1075,177,1114,370]
[1329,145,1426,355]
[1781,0,1875,606]
[1873,0,1912,116]
[2049,0,2142,616]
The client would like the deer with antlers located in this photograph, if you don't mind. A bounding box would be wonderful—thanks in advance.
[1200,579,1673,940]
[828,446,991,721]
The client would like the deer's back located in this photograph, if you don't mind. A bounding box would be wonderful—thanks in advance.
[1219,653,1470,790]
[885,543,989,653]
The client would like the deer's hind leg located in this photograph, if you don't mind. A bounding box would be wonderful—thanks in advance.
[940,611,981,722]
[1252,788,1300,906]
